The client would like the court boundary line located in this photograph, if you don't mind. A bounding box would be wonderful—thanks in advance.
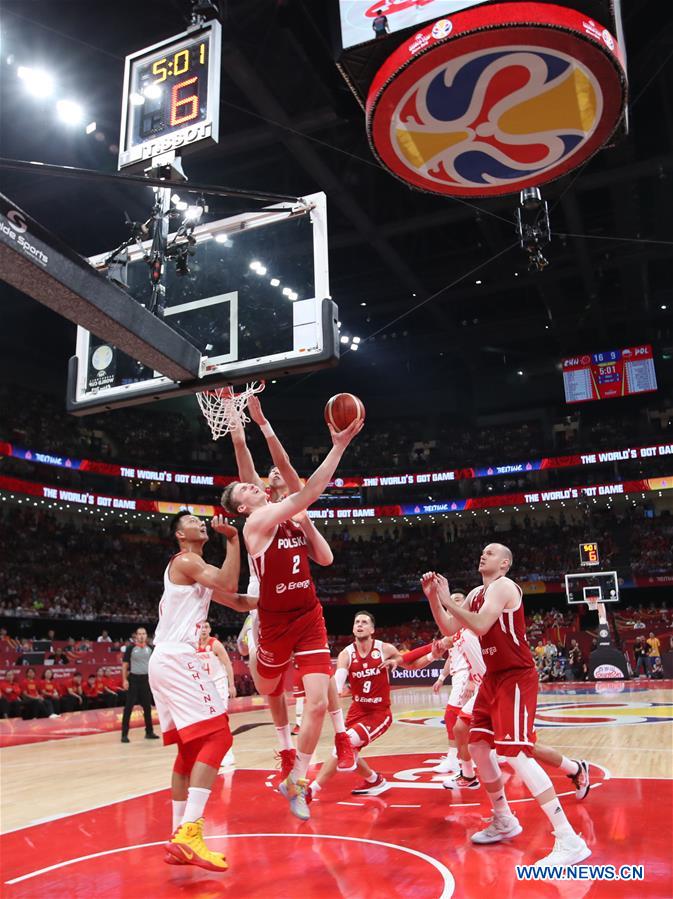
[4,832,456,896]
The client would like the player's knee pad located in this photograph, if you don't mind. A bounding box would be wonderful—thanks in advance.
[508,751,553,797]
[347,727,365,749]
[444,705,459,739]
[173,739,201,776]
[195,727,233,770]
[469,739,501,782]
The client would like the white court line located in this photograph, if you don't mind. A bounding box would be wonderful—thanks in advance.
[337,801,364,807]
[5,832,456,896]
[390,804,421,808]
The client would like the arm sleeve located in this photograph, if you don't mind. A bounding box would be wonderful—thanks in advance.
[334,667,348,692]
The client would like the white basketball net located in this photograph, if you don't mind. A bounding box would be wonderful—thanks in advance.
[196,381,265,441]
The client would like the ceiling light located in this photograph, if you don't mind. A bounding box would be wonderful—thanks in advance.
[85,121,96,134]
[360,302,367,306]
[282,287,292,296]
[175,201,188,211]
[255,265,267,275]
[17,66,54,97]
[350,343,359,351]
[215,233,231,244]
[288,291,298,300]
[517,370,524,376]
[340,335,350,344]
[56,99,83,125]
[171,194,181,205]
[250,261,262,271]
[662,304,668,310]
[184,205,203,221]
[475,279,482,285]
[353,336,361,344]
[270,278,280,287]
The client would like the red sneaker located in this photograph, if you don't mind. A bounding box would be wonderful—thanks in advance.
[351,774,388,795]
[334,732,356,772]
[277,748,296,781]
[291,724,301,736]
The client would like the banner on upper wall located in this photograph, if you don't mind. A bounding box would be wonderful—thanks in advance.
[2,439,672,491]
[1,473,672,520]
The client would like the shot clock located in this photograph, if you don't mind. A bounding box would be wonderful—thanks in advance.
[579,542,600,567]
[118,20,221,170]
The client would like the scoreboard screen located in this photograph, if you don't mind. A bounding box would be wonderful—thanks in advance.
[562,345,657,404]
[337,0,487,49]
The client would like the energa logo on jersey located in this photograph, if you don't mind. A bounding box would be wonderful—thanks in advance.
[276,579,310,594]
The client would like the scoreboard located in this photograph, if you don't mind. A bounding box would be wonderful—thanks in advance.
[562,345,657,404]
[579,542,600,567]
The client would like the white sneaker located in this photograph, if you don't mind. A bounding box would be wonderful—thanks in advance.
[471,814,522,844]
[219,748,235,771]
[567,759,590,800]
[432,755,460,774]
[49,713,59,718]
[532,831,591,868]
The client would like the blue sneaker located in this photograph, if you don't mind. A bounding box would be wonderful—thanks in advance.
[279,773,311,821]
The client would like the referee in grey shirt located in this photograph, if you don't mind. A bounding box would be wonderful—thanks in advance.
[121,627,159,743]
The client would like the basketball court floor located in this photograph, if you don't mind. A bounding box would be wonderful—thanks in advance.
[1,680,671,898]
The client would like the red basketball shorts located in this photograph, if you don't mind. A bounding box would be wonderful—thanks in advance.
[345,702,393,748]
[469,666,538,757]
[257,603,331,680]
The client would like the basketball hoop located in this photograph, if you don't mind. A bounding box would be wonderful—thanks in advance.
[196,381,265,441]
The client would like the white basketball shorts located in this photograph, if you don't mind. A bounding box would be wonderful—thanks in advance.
[149,642,228,745]
[447,668,475,710]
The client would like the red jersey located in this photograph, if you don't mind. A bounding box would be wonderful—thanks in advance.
[40,679,61,698]
[84,682,101,698]
[470,578,534,674]
[346,640,391,711]
[250,519,319,622]
[1,680,21,699]
[22,679,40,697]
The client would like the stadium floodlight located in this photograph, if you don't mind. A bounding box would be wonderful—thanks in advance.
[17,66,54,98]
[270,278,280,287]
[56,99,83,125]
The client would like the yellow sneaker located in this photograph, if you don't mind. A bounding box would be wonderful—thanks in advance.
[164,818,229,872]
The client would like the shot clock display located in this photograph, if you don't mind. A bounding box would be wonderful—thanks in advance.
[579,542,600,567]
[118,21,221,170]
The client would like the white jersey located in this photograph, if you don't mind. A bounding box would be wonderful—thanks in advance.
[450,628,486,684]
[154,554,213,648]
[197,638,229,687]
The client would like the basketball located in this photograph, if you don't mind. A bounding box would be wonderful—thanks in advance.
[324,393,366,432]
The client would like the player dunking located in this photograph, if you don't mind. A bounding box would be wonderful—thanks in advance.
[229,395,355,779]
[422,543,591,868]
[149,511,256,872]
[221,416,362,820]
[310,611,443,799]
[197,621,236,770]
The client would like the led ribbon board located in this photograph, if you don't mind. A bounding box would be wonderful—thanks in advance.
[365,2,627,196]
[118,20,222,170]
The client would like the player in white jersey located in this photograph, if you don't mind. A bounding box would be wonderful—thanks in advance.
[150,510,255,873]
[229,394,355,780]
[197,621,236,769]
[432,591,485,776]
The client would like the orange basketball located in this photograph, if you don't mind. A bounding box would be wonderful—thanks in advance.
[324,393,365,432]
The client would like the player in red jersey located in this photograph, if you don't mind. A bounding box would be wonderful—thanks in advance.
[422,543,591,869]
[229,395,355,779]
[221,417,362,820]
[309,611,442,799]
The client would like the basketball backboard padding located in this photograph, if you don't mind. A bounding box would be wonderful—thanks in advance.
[0,192,201,382]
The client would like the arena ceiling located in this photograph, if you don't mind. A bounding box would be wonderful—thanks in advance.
[1,0,672,419]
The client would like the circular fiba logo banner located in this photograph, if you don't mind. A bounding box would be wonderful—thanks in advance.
[366,3,626,196]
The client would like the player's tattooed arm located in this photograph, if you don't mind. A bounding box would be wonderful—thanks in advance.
[441,576,519,636]
[248,395,303,493]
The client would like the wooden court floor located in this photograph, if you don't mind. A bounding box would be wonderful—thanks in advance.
[1,681,672,897]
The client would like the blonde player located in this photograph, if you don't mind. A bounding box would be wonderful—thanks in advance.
[150,511,256,872]
[197,621,236,769]
[230,395,355,779]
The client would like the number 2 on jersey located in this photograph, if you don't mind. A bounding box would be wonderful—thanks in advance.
[292,554,300,575]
